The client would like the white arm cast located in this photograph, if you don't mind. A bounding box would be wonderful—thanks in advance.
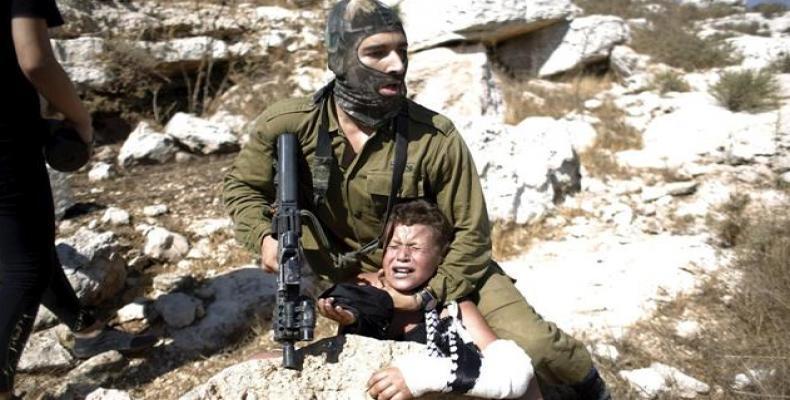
[392,353,453,397]
[467,339,534,399]
[393,340,534,399]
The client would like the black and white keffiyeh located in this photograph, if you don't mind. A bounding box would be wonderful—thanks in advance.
[424,302,482,393]
[394,301,534,399]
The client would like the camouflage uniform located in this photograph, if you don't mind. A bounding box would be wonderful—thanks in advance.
[223,94,594,385]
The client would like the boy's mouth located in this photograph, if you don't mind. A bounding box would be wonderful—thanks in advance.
[391,266,414,278]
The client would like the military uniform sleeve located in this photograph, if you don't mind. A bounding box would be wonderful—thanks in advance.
[427,128,492,303]
[222,114,279,255]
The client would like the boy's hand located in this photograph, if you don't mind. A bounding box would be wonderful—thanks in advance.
[317,297,356,326]
[368,367,414,400]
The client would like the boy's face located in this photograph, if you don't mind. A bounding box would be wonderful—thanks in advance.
[382,223,442,293]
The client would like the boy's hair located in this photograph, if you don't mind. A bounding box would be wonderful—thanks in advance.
[383,200,453,254]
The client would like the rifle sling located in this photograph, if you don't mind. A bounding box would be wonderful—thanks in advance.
[312,97,409,270]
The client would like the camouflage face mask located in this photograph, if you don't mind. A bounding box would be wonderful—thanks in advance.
[326,0,407,128]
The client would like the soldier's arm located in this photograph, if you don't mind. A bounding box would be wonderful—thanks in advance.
[427,129,492,304]
[223,114,278,255]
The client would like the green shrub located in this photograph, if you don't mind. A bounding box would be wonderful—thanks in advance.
[769,53,790,73]
[751,2,789,18]
[574,0,643,18]
[652,70,691,93]
[632,26,739,71]
[711,69,780,112]
[717,21,765,36]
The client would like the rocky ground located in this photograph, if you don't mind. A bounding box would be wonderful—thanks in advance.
[11,0,790,399]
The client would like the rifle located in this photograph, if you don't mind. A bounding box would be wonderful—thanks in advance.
[271,133,327,370]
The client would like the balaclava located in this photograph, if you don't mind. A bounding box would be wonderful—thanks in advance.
[326,0,407,128]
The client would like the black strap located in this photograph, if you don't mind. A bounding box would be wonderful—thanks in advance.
[312,106,333,207]
[381,113,409,243]
[310,85,409,269]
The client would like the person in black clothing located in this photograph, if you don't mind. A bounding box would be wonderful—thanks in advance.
[1,1,154,398]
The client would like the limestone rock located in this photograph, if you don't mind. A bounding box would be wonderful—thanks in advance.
[143,227,190,263]
[118,122,178,168]
[675,320,702,340]
[101,207,131,226]
[50,37,111,89]
[88,162,115,182]
[407,44,505,122]
[187,218,233,238]
[117,299,152,324]
[181,334,507,400]
[620,363,710,399]
[460,117,581,224]
[610,45,650,78]
[18,327,74,372]
[86,389,133,400]
[54,351,128,400]
[164,113,240,155]
[396,0,577,51]
[33,307,59,332]
[171,267,279,352]
[494,16,629,78]
[143,204,169,217]
[56,228,127,306]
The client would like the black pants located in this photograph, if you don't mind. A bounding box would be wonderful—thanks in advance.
[0,135,93,392]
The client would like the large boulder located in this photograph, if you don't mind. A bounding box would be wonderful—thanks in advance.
[117,122,178,168]
[50,37,111,89]
[407,44,505,122]
[395,0,578,51]
[615,92,780,169]
[180,334,515,400]
[164,113,240,155]
[459,117,581,224]
[493,15,629,78]
[170,267,279,352]
[56,228,127,306]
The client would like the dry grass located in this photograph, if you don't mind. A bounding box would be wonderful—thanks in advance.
[577,99,643,178]
[501,73,613,124]
[706,193,751,248]
[604,193,790,398]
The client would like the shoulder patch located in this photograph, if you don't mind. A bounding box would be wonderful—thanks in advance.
[260,97,316,122]
[406,100,457,137]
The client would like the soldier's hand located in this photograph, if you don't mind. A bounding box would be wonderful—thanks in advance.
[317,298,356,326]
[355,271,385,289]
[368,367,414,400]
[260,235,279,273]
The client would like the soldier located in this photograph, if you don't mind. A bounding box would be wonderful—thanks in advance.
[223,0,610,398]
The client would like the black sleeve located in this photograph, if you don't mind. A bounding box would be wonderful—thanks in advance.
[319,284,394,340]
[11,0,64,28]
